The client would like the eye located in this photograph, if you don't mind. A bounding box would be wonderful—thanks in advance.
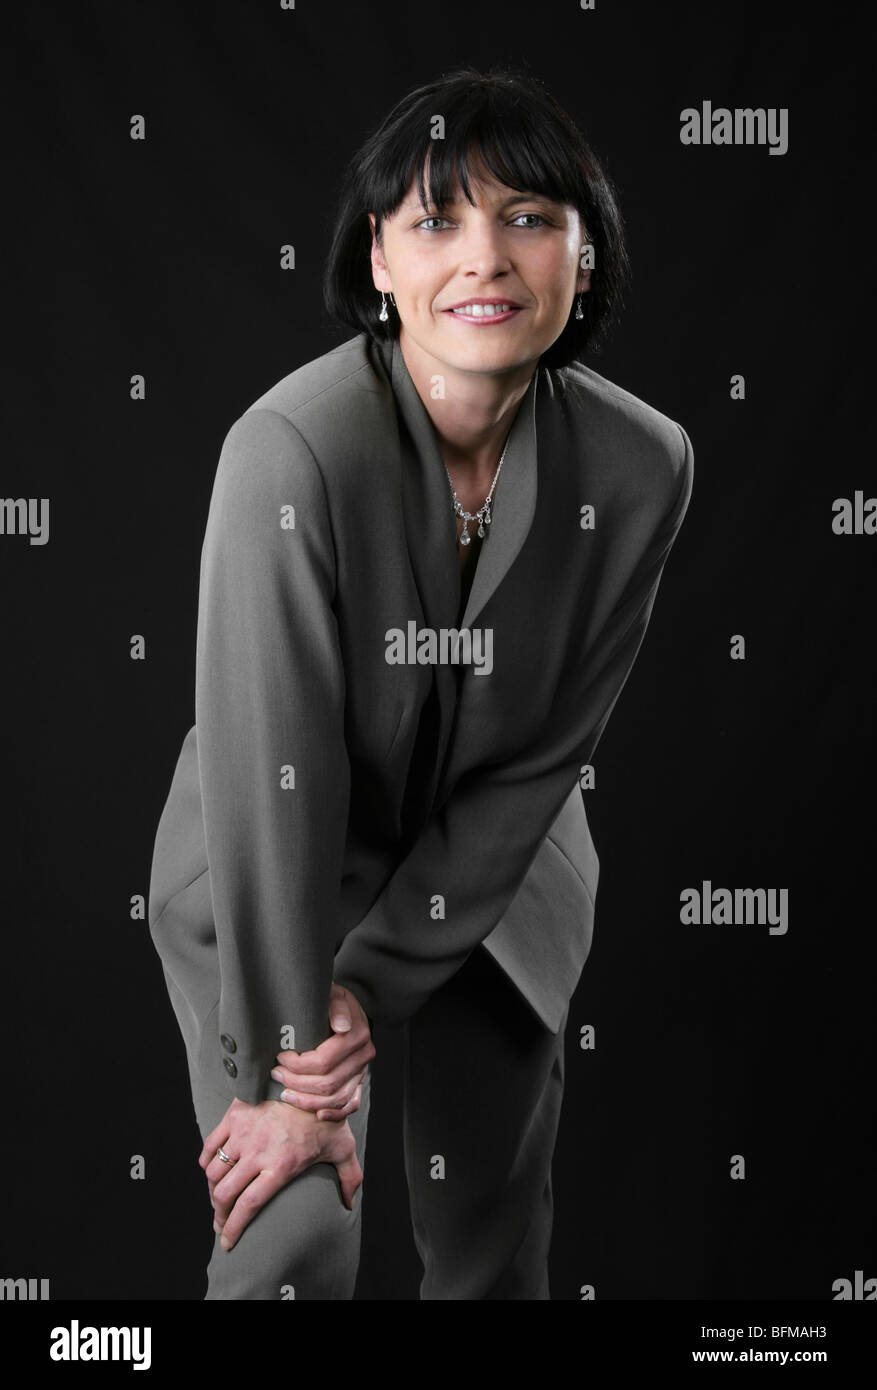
[414,215,452,231]
[511,213,547,228]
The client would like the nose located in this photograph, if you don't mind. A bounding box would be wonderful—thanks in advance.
[458,216,513,282]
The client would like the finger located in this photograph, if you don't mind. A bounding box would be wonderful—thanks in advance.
[316,1089,361,1123]
[327,1069,366,1108]
[329,982,353,1034]
[316,1083,363,1123]
[276,1027,374,1077]
[219,1170,287,1251]
[198,1120,232,1171]
[311,1073,364,1117]
[204,1147,245,1188]
[198,1098,244,1167]
[205,1162,240,1203]
[277,1066,364,1112]
[273,1040,374,1093]
[211,1160,260,1230]
[333,1149,364,1211]
[271,1053,368,1097]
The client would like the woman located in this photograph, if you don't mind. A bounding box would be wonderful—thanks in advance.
[147,64,694,1300]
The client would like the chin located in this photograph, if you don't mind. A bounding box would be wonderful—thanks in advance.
[437,331,528,362]
[464,343,542,374]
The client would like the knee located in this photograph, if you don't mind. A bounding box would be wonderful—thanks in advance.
[205,1160,364,1300]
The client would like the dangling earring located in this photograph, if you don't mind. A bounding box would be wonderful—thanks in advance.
[574,293,584,320]
[379,290,396,322]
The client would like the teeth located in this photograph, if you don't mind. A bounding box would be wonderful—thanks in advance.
[451,303,513,316]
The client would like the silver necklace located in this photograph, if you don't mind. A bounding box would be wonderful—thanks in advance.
[444,433,511,547]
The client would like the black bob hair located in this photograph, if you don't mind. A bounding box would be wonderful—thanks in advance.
[323,64,631,371]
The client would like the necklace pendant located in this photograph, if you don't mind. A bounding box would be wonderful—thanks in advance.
[477,522,485,538]
[460,530,471,546]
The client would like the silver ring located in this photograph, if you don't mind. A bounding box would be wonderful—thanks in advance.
[217,1146,238,1166]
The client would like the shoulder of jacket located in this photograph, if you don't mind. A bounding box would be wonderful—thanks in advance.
[218,333,391,484]
[550,358,693,493]
[242,332,379,421]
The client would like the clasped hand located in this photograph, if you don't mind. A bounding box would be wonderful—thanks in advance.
[199,983,375,1251]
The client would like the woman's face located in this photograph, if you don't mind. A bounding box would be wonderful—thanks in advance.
[369,157,590,379]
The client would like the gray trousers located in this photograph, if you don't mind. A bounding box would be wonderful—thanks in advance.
[189,944,568,1300]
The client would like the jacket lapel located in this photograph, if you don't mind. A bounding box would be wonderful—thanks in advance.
[369,338,461,814]
[457,364,539,632]
[387,336,540,633]
[386,337,462,638]
[372,335,541,810]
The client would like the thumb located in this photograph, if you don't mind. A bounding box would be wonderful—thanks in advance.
[329,982,353,1033]
[335,1152,364,1211]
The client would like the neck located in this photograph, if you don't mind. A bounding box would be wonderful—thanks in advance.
[398,325,535,479]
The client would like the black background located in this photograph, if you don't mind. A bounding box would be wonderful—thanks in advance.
[2,0,874,1302]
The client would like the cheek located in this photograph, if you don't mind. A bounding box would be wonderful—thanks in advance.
[416,287,446,317]
[530,247,577,298]
[533,273,576,318]
[397,276,432,308]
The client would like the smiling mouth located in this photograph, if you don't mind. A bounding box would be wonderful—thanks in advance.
[444,303,523,322]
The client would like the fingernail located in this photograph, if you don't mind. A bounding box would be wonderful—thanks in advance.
[331,1016,351,1031]
[270,1068,283,1082]
[220,1235,231,1251]
[213,1221,220,1234]
[281,1090,298,1105]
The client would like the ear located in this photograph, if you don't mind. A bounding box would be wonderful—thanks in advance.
[368,213,392,293]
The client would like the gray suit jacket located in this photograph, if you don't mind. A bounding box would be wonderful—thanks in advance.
[147,332,693,1107]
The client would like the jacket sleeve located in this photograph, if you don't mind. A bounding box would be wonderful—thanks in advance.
[333,423,694,1025]
[196,407,351,1105]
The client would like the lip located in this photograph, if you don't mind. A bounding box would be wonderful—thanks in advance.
[443,299,524,325]
[445,297,523,310]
